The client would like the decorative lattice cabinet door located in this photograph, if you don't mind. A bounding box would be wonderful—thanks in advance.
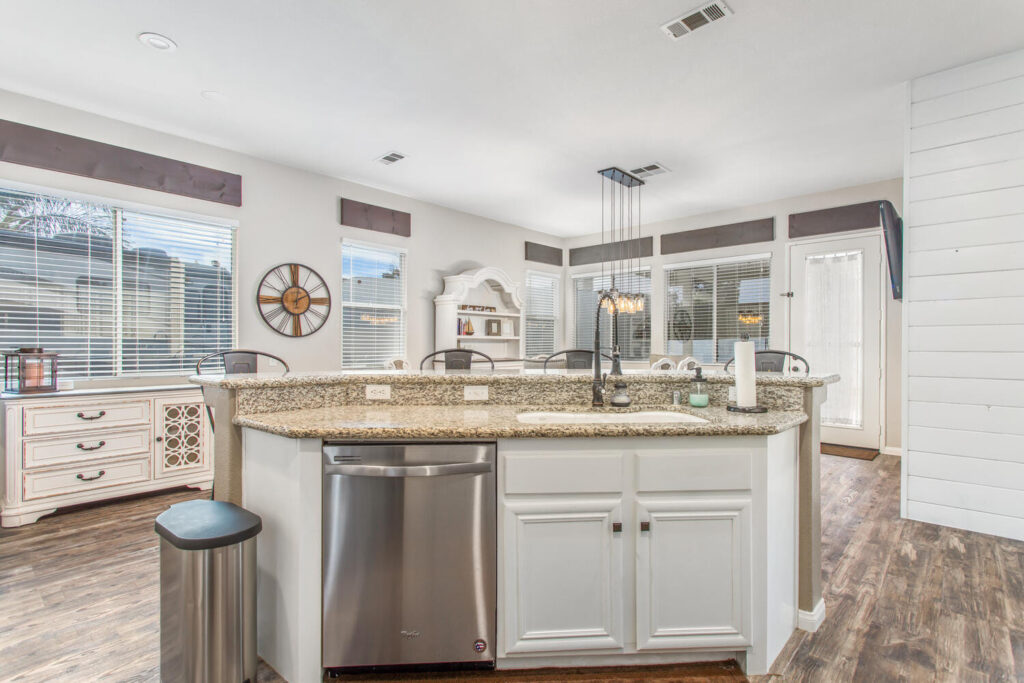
[154,397,210,478]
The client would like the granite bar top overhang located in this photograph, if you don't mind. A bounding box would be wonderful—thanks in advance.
[191,369,839,390]
[233,404,808,440]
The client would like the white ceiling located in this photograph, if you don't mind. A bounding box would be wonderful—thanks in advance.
[2,1,1024,237]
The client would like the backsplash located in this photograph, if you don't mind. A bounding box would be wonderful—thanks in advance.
[233,374,807,415]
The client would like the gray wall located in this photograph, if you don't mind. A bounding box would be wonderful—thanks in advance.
[0,89,563,375]
[0,88,902,450]
[564,178,904,451]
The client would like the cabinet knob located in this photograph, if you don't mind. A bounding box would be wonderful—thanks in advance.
[640,521,651,533]
[612,522,622,533]
[155,436,163,442]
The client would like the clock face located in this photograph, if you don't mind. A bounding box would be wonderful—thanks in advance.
[257,263,331,337]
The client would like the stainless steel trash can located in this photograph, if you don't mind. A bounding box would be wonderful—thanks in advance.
[156,499,262,683]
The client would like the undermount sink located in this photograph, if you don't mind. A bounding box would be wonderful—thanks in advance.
[516,411,708,425]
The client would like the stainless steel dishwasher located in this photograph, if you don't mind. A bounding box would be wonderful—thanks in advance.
[322,442,496,672]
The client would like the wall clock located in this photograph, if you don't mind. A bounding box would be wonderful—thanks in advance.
[257,263,331,337]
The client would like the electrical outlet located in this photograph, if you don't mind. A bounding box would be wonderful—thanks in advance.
[365,384,392,400]
[464,385,489,402]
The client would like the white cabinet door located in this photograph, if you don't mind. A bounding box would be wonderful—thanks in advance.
[635,496,751,650]
[503,497,624,654]
[153,397,210,478]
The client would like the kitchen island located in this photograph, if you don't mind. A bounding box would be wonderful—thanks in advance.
[192,370,836,681]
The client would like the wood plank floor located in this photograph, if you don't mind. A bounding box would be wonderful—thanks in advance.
[1,454,1022,682]
[756,454,1024,682]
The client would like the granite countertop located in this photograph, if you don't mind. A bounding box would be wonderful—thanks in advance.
[233,404,808,440]
[194,370,839,390]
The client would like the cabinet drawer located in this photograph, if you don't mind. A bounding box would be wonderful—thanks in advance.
[22,400,151,436]
[23,458,151,501]
[505,452,624,494]
[636,451,752,492]
[23,428,152,469]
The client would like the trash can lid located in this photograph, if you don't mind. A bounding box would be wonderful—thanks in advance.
[155,499,262,550]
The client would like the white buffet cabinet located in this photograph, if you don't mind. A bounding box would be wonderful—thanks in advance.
[1,386,212,527]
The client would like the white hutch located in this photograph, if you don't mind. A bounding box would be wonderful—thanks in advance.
[433,267,524,367]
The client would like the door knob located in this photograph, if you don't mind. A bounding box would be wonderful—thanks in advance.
[612,522,622,533]
[640,521,650,532]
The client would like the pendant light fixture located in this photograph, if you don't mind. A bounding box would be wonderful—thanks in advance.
[598,167,645,316]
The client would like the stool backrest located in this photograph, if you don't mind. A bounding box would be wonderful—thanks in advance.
[419,348,496,372]
[195,349,290,375]
[723,349,809,375]
[543,349,614,372]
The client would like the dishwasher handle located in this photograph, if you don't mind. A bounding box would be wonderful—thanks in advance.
[324,461,493,478]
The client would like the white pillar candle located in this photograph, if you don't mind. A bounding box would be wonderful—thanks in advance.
[734,340,757,408]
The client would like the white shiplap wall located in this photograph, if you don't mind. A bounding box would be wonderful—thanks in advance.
[903,48,1024,540]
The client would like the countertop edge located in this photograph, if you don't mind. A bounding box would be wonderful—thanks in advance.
[193,372,839,390]
[233,412,808,440]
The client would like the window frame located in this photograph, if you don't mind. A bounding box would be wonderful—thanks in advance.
[571,266,652,362]
[523,269,561,358]
[0,181,238,380]
[340,238,408,370]
[662,252,772,364]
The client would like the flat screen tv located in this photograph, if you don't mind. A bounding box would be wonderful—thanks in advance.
[879,200,903,300]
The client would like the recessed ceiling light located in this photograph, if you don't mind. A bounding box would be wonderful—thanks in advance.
[201,90,229,104]
[137,32,177,52]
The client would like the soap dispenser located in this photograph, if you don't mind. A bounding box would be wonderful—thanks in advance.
[689,367,709,408]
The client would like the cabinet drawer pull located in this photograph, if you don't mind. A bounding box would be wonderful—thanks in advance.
[76,441,106,452]
[640,521,650,533]
[76,410,107,421]
[76,470,106,482]
[612,522,622,533]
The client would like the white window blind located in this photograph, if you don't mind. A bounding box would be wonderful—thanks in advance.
[524,271,559,357]
[665,256,770,364]
[341,241,407,369]
[0,186,235,379]
[573,270,651,361]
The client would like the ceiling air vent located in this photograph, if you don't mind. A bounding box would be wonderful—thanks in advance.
[629,163,671,179]
[377,151,406,165]
[661,1,733,40]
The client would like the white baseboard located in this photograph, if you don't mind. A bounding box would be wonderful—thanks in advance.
[797,598,826,632]
[881,446,902,457]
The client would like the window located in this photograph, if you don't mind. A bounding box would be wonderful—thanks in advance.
[524,271,559,357]
[0,186,235,379]
[665,256,770,364]
[573,270,651,361]
[341,241,406,369]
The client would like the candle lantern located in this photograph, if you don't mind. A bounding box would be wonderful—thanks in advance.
[3,347,59,394]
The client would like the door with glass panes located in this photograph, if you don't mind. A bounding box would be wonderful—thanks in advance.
[789,234,883,449]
